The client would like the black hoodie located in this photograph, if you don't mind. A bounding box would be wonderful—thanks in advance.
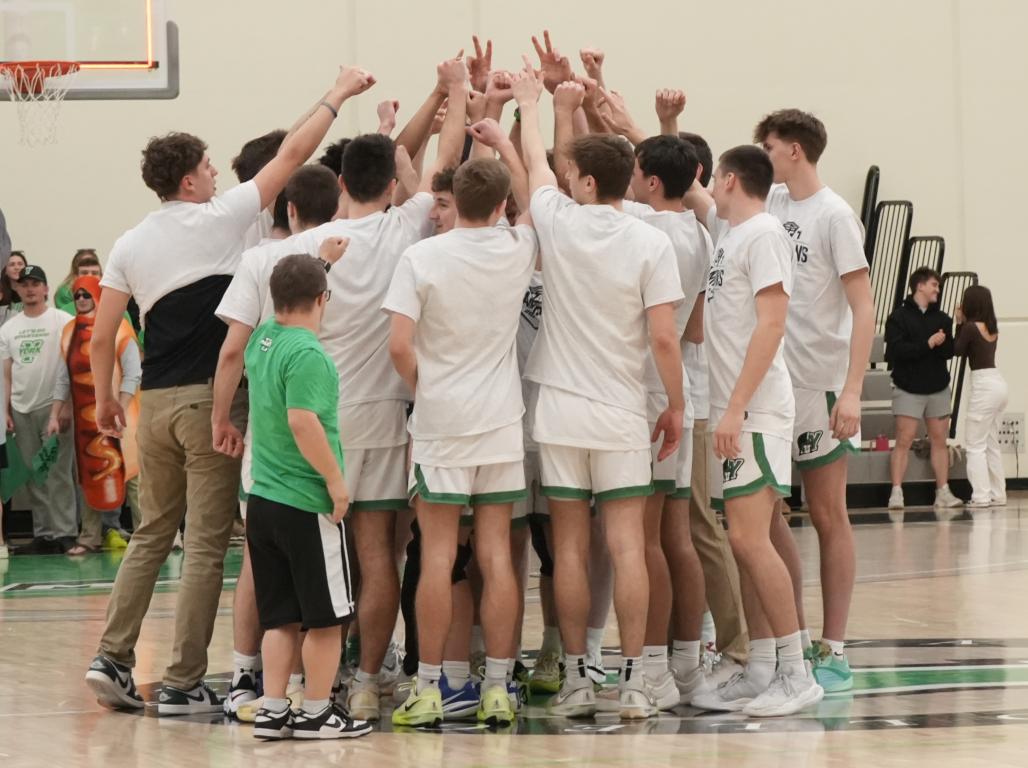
[884,296,954,394]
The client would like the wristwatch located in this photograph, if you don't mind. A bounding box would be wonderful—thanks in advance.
[318,257,332,273]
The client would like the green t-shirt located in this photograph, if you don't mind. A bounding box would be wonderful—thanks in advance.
[244,319,343,514]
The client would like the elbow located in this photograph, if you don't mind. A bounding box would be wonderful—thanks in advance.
[651,330,679,357]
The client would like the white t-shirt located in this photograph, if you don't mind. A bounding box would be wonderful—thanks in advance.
[517,271,543,452]
[383,224,538,440]
[289,194,433,441]
[242,209,274,251]
[765,185,868,391]
[102,181,261,321]
[215,235,301,329]
[705,212,795,440]
[0,308,74,413]
[525,187,684,428]
[623,201,710,426]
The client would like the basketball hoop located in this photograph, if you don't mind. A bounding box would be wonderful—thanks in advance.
[0,61,80,146]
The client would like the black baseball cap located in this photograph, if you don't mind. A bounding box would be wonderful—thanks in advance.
[17,265,47,284]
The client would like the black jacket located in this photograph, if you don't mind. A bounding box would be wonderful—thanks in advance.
[884,297,954,394]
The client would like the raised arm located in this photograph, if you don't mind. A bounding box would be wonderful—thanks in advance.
[597,87,647,146]
[377,99,399,136]
[683,178,716,229]
[469,118,531,215]
[254,66,376,210]
[418,55,470,193]
[394,55,461,157]
[656,89,686,136]
[513,63,557,194]
[553,81,585,186]
[532,30,573,94]
[579,47,607,90]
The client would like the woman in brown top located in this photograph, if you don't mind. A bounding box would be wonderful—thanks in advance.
[955,285,1008,507]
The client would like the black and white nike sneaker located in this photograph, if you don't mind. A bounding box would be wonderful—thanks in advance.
[85,655,144,710]
[291,704,373,739]
[253,705,293,740]
[157,682,224,716]
[223,671,260,718]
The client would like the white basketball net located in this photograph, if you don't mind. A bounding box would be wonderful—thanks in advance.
[1,62,79,147]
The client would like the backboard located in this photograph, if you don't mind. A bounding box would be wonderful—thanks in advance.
[0,0,178,100]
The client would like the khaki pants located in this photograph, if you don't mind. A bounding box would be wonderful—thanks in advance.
[97,383,246,689]
[78,477,140,549]
[12,404,77,540]
[688,421,748,664]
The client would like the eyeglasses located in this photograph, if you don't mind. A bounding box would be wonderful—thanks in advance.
[74,291,92,300]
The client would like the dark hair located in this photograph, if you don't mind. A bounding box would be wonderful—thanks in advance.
[718,145,774,199]
[431,167,456,194]
[635,135,698,199]
[453,159,511,221]
[569,135,634,201]
[908,266,942,294]
[231,129,287,183]
[141,132,208,200]
[270,254,328,313]
[678,131,713,187]
[341,134,396,203]
[272,191,290,232]
[754,109,828,164]
[64,249,100,287]
[286,165,340,227]
[960,285,998,335]
[318,137,352,177]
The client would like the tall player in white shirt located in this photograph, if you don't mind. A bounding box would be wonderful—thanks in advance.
[755,110,873,693]
[690,146,823,718]
[288,54,470,722]
[516,74,685,720]
[623,135,711,708]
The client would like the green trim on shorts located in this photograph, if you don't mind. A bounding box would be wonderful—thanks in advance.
[825,391,837,416]
[653,479,677,495]
[351,498,410,512]
[722,434,791,502]
[670,486,693,500]
[594,483,655,502]
[470,488,529,506]
[541,485,592,500]
[796,439,860,471]
[411,464,470,506]
[711,496,725,512]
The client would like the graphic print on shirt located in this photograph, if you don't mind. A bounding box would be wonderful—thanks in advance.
[521,282,542,331]
[782,221,809,264]
[17,330,48,364]
[707,247,725,302]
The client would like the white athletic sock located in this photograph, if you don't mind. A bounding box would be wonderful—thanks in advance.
[643,645,668,678]
[417,662,442,692]
[232,652,260,685]
[302,697,329,715]
[776,631,807,678]
[823,638,845,657]
[354,668,380,688]
[800,628,812,652]
[670,639,701,676]
[620,656,644,687]
[470,625,485,655]
[484,657,509,690]
[506,658,516,679]
[564,654,591,689]
[748,638,778,688]
[442,660,470,689]
[288,672,304,690]
[701,611,716,647]
[541,626,562,655]
[586,627,605,660]
[263,697,289,713]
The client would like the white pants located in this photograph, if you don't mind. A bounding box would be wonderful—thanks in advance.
[964,368,1008,503]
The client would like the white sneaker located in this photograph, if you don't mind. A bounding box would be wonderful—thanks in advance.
[707,657,745,687]
[934,486,964,509]
[691,670,769,712]
[887,487,904,510]
[619,677,658,720]
[967,498,992,509]
[742,671,824,717]
[646,670,681,711]
[672,665,712,704]
[991,497,1008,507]
[392,676,415,706]
[585,652,608,687]
[346,681,381,721]
[379,642,402,695]
[547,681,596,718]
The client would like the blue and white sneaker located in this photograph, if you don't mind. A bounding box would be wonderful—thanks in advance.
[440,675,479,720]
[508,680,526,713]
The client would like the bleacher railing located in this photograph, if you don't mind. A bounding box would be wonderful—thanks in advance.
[869,200,913,333]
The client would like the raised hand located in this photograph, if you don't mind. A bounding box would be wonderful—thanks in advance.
[485,70,515,104]
[377,99,399,135]
[318,236,350,265]
[336,66,376,98]
[436,51,468,93]
[467,35,493,93]
[468,118,508,149]
[430,103,447,135]
[553,80,585,113]
[467,89,488,123]
[597,87,636,136]
[655,89,686,122]
[579,47,605,81]
[532,29,573,94]
[512,61,544,106]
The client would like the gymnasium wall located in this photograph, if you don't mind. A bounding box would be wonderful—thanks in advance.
[1,0,1024,476]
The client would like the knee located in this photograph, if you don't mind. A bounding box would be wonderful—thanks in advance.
[727,527,760,565]
[893,432,914,450]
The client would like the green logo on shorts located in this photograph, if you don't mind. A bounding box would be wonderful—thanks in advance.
[798,430,824,456]
[723,458,745,482]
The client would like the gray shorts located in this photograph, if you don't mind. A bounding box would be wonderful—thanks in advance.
[892,385,951,420]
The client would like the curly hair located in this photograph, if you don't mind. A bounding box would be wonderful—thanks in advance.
[141,132,208,200]
[753,109,828,164]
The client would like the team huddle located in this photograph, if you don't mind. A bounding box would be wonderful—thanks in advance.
[81,33,875,740]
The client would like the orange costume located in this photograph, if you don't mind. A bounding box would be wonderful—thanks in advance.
[60,276,141,511]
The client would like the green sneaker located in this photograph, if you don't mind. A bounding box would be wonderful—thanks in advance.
[477,684,515,727]
[529,650,565,694]
[811,643,853,693]
[391,683,443,728]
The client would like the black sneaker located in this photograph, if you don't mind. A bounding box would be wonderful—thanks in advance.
[291,704,373,739]
[223,671,260,718]
[253,705,293,740]
[157,682,223,716]
[85,654,144,710]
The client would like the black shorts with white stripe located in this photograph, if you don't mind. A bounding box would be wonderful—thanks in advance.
[246,495,355,630]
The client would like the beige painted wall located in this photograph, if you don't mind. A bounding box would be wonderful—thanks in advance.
[1,0,1023,473]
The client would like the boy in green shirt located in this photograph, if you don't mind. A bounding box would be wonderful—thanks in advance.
[244,251,371,741]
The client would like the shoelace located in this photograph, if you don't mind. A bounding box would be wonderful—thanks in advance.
[717,671,747,692]
[764,672,798,699]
